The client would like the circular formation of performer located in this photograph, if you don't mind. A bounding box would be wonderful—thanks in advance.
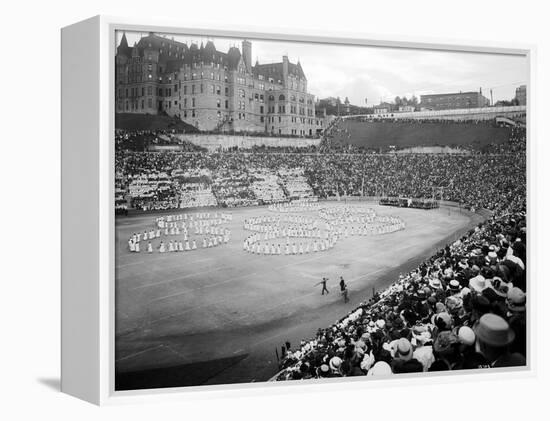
[243,205,405,255]
[127,212,232,254]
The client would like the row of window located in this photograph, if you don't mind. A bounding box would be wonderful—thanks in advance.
[119,86,155,98]
[119,89,314,116]
[119,98,154,111]
[119,85,181,98]
[182,84,229,96]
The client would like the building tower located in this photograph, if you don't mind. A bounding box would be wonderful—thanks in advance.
[242,40,252,72]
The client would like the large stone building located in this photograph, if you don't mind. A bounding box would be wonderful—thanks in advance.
[115,33,323,136]
[420,90,490,111]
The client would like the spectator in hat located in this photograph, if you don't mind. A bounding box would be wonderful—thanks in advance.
[506,287,527,357]
[507,287,526,315]
[367,361,392,376]
[469,274,487,293]
[474,313,525,368]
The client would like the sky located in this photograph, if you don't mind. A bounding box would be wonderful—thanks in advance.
[118,31,527,106]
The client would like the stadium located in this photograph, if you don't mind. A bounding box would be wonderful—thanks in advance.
[114,115,527,390]
[113,31,527,391]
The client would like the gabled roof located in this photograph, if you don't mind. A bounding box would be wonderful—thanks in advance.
[253,61,306,81]
[116,33,301,76]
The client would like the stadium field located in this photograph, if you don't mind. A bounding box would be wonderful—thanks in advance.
[114,200,484,389]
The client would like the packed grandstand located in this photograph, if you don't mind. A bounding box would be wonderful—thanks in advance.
[115,120,527,379]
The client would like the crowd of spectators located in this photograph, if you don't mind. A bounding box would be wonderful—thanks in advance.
[275,208,527,380]
[113,120,527,380]
[347,116,509,125]
[115,126,525,215]
[115,129,206,152]
[323,118,525,154]
[380,197,439,209]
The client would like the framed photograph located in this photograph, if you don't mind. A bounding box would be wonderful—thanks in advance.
[61,16,532,405]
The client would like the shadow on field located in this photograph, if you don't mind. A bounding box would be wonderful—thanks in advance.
[115,353,249,391]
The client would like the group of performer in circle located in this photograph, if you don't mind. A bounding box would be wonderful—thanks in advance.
[243,205,405,256]
[127,211,232,254]
[126,204,405,257]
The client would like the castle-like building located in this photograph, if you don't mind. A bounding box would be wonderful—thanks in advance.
[116,33,325,136]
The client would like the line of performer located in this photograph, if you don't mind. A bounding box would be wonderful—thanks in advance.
[243,236,338,255]
[127,211,232,253]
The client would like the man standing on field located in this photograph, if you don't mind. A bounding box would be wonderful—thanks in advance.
[340,276,349,303]
[315,277,330,295]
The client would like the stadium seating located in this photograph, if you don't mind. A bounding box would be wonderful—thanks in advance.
[115,125,526,379]
[274,208,526,379]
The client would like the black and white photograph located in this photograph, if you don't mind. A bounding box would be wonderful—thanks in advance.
[113,29,528,391]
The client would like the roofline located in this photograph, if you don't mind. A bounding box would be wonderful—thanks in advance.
[420,91,485,97]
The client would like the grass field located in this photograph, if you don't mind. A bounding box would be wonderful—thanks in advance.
[114,200,483,390]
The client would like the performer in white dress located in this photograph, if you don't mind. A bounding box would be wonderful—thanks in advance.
[147,242,153,253]
[159,241,166,253]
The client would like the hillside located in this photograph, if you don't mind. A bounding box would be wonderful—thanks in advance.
[330,120,511,150]
[115,113,199,132]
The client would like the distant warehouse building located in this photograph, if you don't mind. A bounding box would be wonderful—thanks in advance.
[515,85,527,105]
[420,90,490,111]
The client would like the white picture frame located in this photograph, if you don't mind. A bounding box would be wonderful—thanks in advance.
[61,15,535,405]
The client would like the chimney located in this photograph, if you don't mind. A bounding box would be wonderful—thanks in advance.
[283,55,289,86]
[242,40,252,71]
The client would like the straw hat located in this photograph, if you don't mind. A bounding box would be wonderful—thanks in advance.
[474,313,515,347]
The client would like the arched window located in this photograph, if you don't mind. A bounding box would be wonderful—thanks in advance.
[279,94,285,101]
[268,95,275,101]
